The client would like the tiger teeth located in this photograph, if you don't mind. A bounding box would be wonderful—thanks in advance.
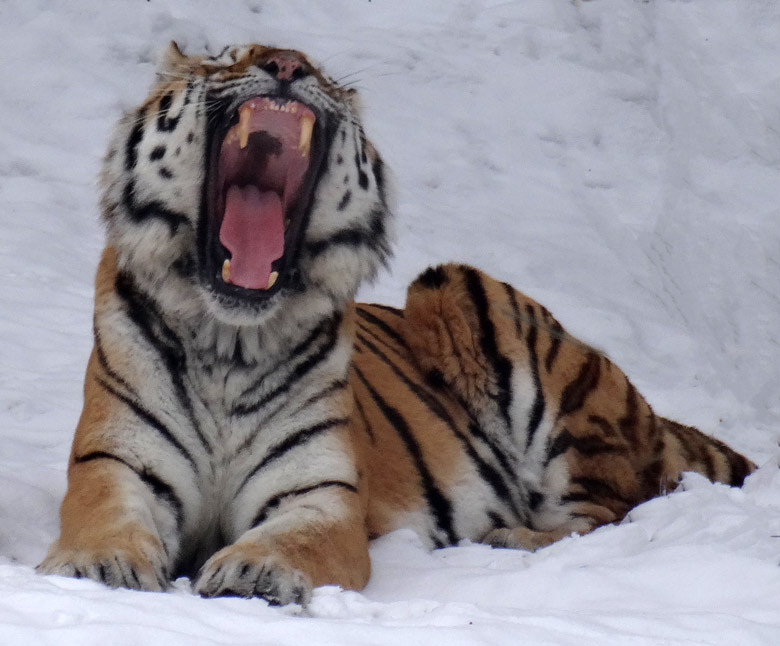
[238,104,253,149]
[222,259,231,283]
[299,115,314,157]
[267,271,279,289]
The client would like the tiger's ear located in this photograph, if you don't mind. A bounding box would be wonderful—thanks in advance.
[157,40,188,77]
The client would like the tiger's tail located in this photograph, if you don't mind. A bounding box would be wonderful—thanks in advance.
[655,417,755,489]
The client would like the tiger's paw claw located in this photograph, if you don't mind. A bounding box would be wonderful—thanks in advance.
[195,547,312,607]
[37,541,169,592]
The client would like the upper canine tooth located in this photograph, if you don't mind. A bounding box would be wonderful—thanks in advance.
[299,115,314,157]
[238,104,253,149]
[267,271,279,289]
[222,259,231,283]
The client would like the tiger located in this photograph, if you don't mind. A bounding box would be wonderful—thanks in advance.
[37,42,755,607]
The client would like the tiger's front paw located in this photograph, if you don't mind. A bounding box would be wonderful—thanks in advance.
[36,533,169,592]
[195,544,312,607]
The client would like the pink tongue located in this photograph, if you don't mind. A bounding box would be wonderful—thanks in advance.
[219,185,284,289]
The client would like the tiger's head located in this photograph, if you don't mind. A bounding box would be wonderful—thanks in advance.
[101,42,392,326]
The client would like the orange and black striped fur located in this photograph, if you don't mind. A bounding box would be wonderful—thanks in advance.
[355,265,753,551]
[38,43,754,606]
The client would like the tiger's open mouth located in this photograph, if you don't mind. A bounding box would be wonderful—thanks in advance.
[203,96,324,300]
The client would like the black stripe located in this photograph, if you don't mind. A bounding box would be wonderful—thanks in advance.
[363,303,403,318]
[125,109,145,171]
[727,450,754,487]
[96,377,197,470]
[542,308,564,372]
[94,326,137,398]
[353,396,376,443]
[558,352,602,419]
[115,273,212,456]
[664,422,699,468]
[503,282,523,337]
[232,315,342,417]
[372,155,386,199]
[617,383,639,443]
[157,90,184,132]
[545,428,628,465]
[355,324,399,360]
[642,456,665,495]
[465,420,517,479]
[251,480,358,528]
[666,422,717,481]
[235,314,340,402]
[337,190,352,211]
[306,226,370,257]
[425,369,446,390]
[587,414,616,435]
[74,451,184,531]
[356,307,405,348]
[122,179,190,234]
[524,304,546,449]
[291,379,349,415]
[415,266,448,290]
[305,207,389,260]
[700,444,717,481]
[462,268,513,429]
[487,510,508,530]
[238,418,349,496]
[353,365,458,545]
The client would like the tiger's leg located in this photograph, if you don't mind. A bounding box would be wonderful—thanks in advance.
[402,264,651,549]
[37,351,193,590]
[481,425,633,551]
[194,421,370,606]
[37,456,173,590]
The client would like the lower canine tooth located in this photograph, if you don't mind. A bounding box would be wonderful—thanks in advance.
[267,271,279,289]
[299,115,314,157]
[222,259,231,283]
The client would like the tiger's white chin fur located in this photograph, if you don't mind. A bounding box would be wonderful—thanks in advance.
[196,290,342,363]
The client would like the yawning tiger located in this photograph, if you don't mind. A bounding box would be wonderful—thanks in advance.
[37,42,754,606]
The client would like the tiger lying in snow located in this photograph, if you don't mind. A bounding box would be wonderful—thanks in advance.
[37,42,754,606]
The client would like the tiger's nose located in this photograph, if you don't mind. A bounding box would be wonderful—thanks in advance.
[263,52,308,81]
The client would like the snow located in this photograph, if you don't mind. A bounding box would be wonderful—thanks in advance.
[1,0,779,643]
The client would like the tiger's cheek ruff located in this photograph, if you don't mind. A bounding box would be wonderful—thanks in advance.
[101,85,205,291]
[301,126,393,306]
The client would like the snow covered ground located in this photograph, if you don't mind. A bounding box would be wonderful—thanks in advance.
[1,0,779,643]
